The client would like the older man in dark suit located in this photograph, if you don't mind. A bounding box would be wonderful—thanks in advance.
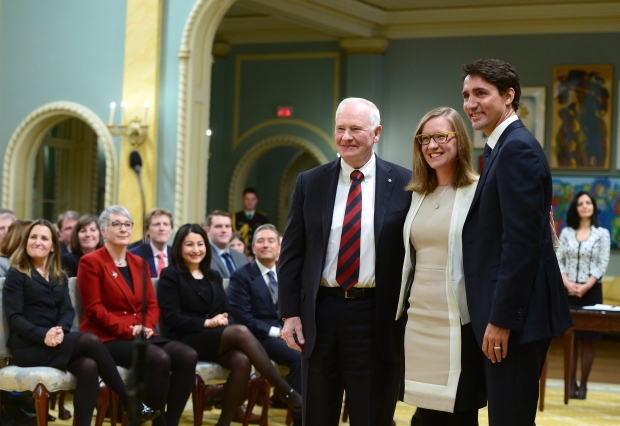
[461,59,572,425]
[278,97,412,425]
[227,224,302,426]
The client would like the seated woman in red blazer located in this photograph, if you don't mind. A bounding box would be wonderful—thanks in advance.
[157,223,301,426]
[77,206,197,426]
[4,219,159,425]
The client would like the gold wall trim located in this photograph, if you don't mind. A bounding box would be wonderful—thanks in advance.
[2,101,117,218]
[119,0,162,234]
[233,51,340,149]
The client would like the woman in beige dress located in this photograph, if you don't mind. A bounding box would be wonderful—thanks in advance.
[396,107,486,425]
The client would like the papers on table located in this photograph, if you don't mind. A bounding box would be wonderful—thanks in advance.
[582,304,620,312]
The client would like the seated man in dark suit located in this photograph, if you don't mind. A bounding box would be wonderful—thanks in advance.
[204,210,248,279]
[57,210,79,254]
[232,188,269,256]
[227,224,301,426]
[129,208,173,277]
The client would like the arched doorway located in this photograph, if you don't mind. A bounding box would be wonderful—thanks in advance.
[228,135,329,229]
[2,101,117,219]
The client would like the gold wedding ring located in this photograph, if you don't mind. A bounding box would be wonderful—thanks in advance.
[493,345,502,350]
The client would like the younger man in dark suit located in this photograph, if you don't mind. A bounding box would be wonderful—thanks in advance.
[461,59,572,425]
[129,208,173,278]
[204,210,248,279]
[227,224,301,426]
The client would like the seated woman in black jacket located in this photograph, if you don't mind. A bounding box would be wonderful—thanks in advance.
[3,219,158,425]
[157,223,301,426]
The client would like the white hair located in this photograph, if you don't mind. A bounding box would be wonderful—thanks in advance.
[99,205,133,229]
[335,97,381,128]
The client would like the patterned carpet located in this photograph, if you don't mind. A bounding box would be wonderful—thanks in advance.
[49,379,620,425]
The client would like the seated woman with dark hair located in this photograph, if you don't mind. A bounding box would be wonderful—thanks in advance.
[77,206,198,426]
[61,214,104,277]
[157,223,301,426]
[3,219,159,426]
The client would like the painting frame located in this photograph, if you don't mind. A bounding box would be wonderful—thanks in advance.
[518,86,546,146]
[472,86,546,149]
[550,64,613,170]
[616,82,620,171]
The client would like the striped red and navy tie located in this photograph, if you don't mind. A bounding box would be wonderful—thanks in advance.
[336,170,364,290]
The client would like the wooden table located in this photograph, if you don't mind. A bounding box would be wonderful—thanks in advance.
[562,308,620,404]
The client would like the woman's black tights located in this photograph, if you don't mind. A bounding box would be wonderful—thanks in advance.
[215,325,295,426]
[145,340,198,426]
[67,333,130,426]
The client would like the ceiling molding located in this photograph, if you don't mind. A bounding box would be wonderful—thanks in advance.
[308,0,385,24]
[218,1,620,44]
[239,0,377,37]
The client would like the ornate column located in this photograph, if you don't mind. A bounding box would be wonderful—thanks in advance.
[118,0,163,233]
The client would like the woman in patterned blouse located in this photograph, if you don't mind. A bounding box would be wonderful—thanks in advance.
[556,191,610,400]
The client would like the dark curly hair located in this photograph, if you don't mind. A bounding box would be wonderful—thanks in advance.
[462,58,521,113]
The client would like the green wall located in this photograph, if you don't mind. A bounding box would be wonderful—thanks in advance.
[208,33,620,274]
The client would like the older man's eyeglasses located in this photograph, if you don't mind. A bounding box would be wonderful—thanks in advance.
[416,132,457,146]
[110,221,134,230]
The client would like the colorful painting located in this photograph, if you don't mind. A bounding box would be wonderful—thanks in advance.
[552,176,620,248]
[550,65,613,170]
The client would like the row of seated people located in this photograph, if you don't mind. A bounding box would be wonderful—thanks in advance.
[1,205,301,426]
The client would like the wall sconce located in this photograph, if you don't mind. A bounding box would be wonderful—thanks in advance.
[107,101,149,146]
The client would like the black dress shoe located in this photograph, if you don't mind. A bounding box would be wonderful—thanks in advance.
[138,403,161,424]
[123,403,161,424]
[274,388,302,412]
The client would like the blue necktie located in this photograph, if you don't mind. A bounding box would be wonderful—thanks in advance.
[267,270,278,302]
[484,144,492,162]
[221,252,235,275]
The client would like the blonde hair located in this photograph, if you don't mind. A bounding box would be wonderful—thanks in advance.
[406,107,477,194]
[11,219,64,281]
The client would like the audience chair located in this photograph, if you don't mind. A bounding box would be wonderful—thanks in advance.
[0,277,78,426]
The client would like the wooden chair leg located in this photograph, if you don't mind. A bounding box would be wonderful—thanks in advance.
[192,375,206,426]
[33,383,50,426]
[260,378,270,426]
[49,393,57,410]
[110,390,119,426]
[539,348,550,412]
[285,407,293,425]
[245,375,264,426]
[95,386,110,426]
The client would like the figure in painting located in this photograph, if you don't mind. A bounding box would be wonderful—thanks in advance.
[555,69,610,168]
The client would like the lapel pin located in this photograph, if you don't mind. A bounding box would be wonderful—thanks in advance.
[112,271,118,279]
